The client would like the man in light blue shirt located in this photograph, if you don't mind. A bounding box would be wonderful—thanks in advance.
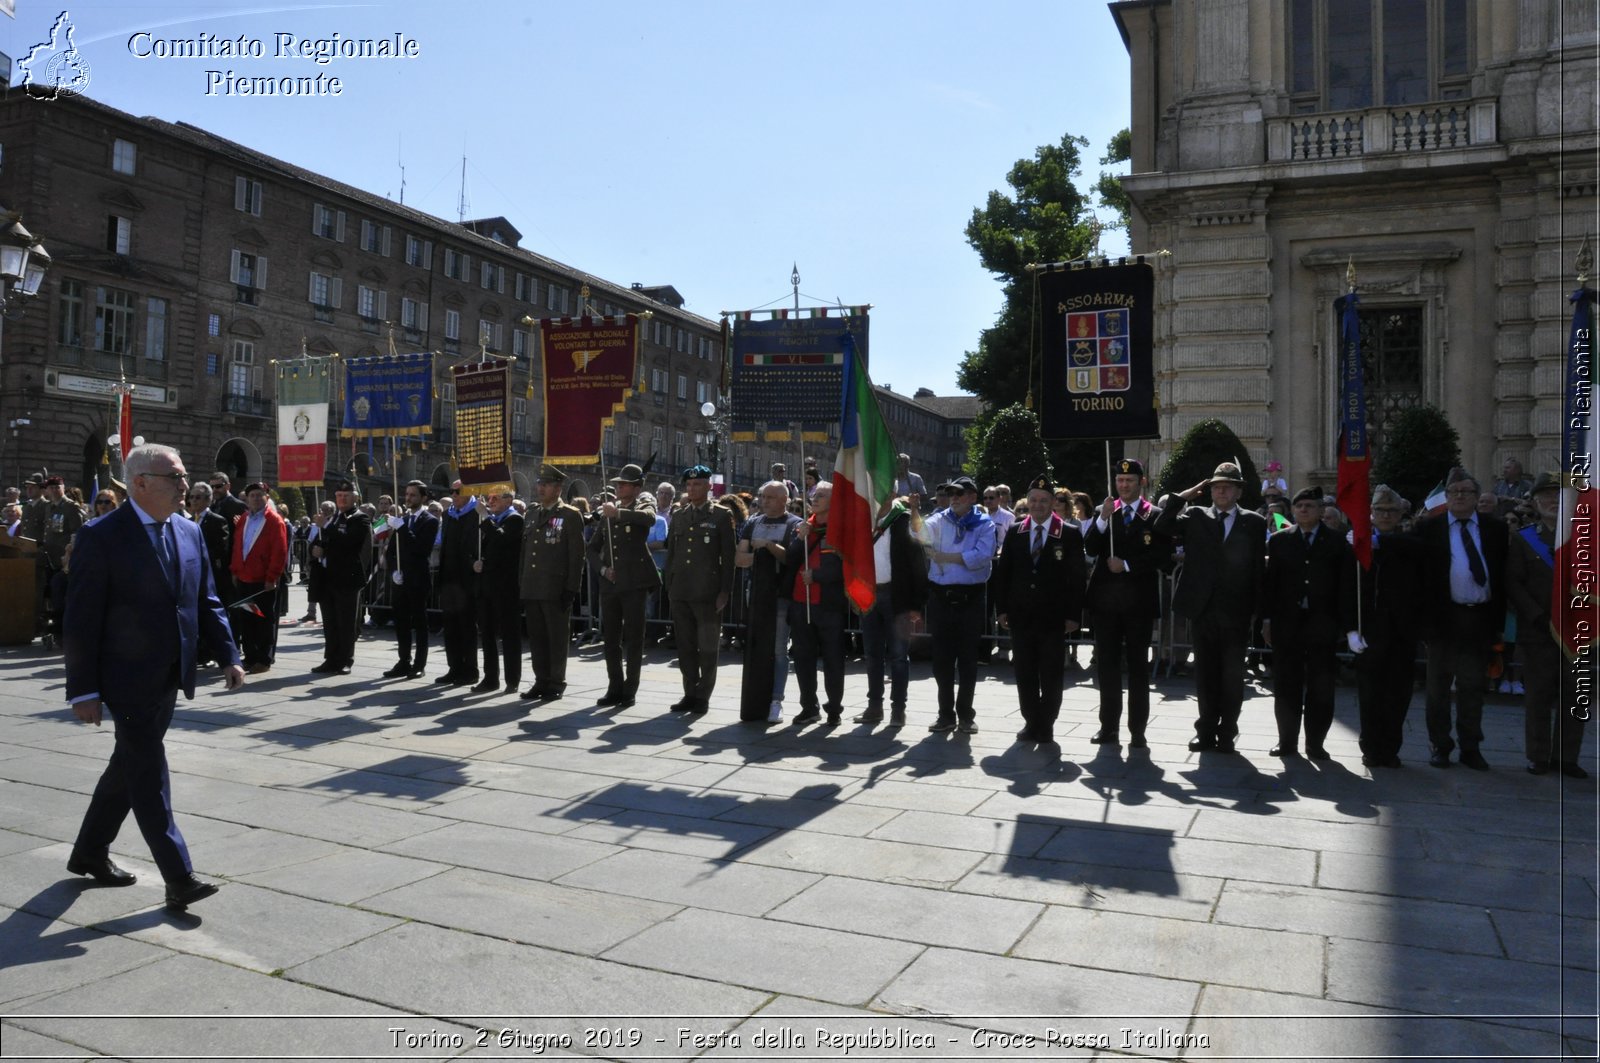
[923,476,994,734]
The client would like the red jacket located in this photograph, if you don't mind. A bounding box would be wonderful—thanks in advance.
[230,506,288,585]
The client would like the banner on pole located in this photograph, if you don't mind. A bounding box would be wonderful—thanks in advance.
[1335,292,1372,569]
[1037,260,1157,441]
[729,308,869,442]
[276,357,334,487]
[451,358,513,493]
[341,352,434,437]
[539,314,640,464]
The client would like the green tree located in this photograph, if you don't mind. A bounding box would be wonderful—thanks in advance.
[1153,418,1264,510]
[969,403,1052,494]
[1094,127,1132,233]
[1372,404,1462,509]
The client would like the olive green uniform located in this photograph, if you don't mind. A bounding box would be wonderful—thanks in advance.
[664,500,737,706]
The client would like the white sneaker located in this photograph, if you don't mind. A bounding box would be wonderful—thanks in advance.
[767,700,783,723]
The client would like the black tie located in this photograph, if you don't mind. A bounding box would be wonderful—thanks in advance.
[1220,511,1232,540]
[1031,525,1043,562]
[1458,519,1487,586]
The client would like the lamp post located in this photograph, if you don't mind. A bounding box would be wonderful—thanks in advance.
[0,210,50,486]
[699,398,732,493]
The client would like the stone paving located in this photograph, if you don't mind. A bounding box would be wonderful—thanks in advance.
[0,587,1595,1062]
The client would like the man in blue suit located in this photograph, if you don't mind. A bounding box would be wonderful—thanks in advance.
[64,444,244,910]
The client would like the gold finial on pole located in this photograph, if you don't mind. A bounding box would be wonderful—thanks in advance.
[1578,234,1593,287]
[1345,255,1357,292]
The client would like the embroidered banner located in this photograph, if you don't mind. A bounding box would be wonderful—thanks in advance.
[276,356,334,486]
[451,358,513,493]
[1038,260,1156,440]
[539,314,639,464]
[729,308,870,442]
[341,352,433,437]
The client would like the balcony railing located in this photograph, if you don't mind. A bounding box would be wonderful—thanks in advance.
[223,394,270,418]
[53,345,169,382]
[1267,99,1497,162]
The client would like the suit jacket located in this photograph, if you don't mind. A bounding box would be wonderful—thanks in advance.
[877,509,929,615]
[779,516,847,611]
[665,500,737,602]
[193,508,233,593]
[1350,530,1424,646]
[521,501,584,600]
[64,501,239,707]
[992,513,1087,626]
[589,494,662,593]
[1506,522,1556,648]
[230,505,288,585]
[1083,497,1166,617]
[1154,497,1266,625]
[1415,511,1509,640]
[1263,525,1355,638]
[479,509,525,597]
[439,502,482,588]
[320,506,373,592]
[394,508,439,584]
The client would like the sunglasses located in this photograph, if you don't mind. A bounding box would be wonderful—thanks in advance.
[95,498,116,506]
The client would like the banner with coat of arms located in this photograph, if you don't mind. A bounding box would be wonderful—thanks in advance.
[276,356,334,487]
[1037,260,1157,440]
[539,314,640,465]
[341,352,434,437]
[450,358,513,494]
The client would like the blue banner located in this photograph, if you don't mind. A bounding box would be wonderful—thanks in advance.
[730,310,869,441]
[341,352,433,437]
[1335,293,1368,460]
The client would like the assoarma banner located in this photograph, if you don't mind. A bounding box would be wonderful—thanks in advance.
[540,315,640,464]
[1038,260,1157,441]
[341,352,433,436]
[730,308,870,442]
[450,358,513,493]
[276,356,333,487]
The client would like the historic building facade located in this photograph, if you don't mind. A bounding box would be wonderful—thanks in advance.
[1111,0,1597,490]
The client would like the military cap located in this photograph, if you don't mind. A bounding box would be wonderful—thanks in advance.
[681,464,713,482]
[1531,471,1562,495]
[536,463,567,485]
[1291,486,1322,505]
[1028,473,1054,493]
[334,479,356,492]
[25,472,44,486]
[609,463,645,485]
[948,475,979,495]
[1208,462,1246,485]
[1115,458,1145,478]
[43,475,63,487]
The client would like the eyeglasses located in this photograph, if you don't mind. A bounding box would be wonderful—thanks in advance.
[983,493,997,500]
[209,483,226,492]
[94,498,115,506]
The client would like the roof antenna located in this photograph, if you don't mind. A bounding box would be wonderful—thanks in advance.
[457,152,469,223]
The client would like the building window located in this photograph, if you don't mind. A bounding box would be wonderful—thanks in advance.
[312,203,346,241]
[477,319,502,352]
[546,284,561,312]
[401,296,429,331]
[234,176,262,216]
[512,328,528,357]
[443,248,469,281]
[93,286,136,355]
[230,250,268,292]
[513,398,526,441]
[651,367,669,393]
[307,271,341,309]
[58,278,84,347]
[145,297,167,361]
[1354,304,1425,448]
[627,421,640,459]
[206,352,220,376]
[674,430,686,466]
[653,425,665,453]
[480,261,504,292]
[208,313,221,338]
[696,380,709,404]
[604,425,615,457]
[112,138,136,175]
[359,219,391,255]
[444,308,461,341]
[677,374,688,400]
[514,272,533,302]
[652,320,663,345]
[357,285,387,322]
[1287,0,1472,112]
[405,234,433,268]
[106,215,131,255]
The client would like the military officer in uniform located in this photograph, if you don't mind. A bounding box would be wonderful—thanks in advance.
[663,464,736,714]
[995,474,1087,744]
[521,465,585,702]
[311,479,371,675]
[474,486,524,693]
[589,463,660,706]
[383,480,438,679]
[1083,459,1166,748]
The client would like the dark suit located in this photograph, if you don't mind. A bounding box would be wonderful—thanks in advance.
[1263,525,1354,751]
[438,502,482,682]
[477,508,525,687]
[1084,499,1166,741]
[1416,511,1508,758]
[1353,530,1424,762]
[392,508,439,673]
[1155,498,1266,746]
[1506,521,1587,766]
[193,509,233,663]
[994,515,1087,739]
[318,506,372,669]
[65,502,240,882]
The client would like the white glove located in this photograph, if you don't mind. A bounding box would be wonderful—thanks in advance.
[391,570,404,586]
[387,515,405,530]
[1347,631,1367,654]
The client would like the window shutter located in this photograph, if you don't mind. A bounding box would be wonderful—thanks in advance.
[497,268,505,295]
[335,211,346,243]
[377,291,388,320]
[381,226,391,257]
[311,205,321,236]
[330,278,342,309]
[235,177,248,212]
[307,272,317,302]
[419,303,430,331]
[423,241,433,270]
[256,256,268,290]
[230,249,243,285]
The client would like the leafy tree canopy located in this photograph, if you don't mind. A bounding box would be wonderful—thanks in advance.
[968,404,1052,495]
[1372,405,1463,509]
[1153,418,1263,510]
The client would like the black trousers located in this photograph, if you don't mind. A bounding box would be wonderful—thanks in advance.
[233,580,276,667]
[321,587,361,668]
[927,584,984,722]
[1011,616,1067,733]
[74,686,190,883]
[393,575,431,671]
[1356,633,1416,759]
[1191,610,1250,743]
[600,587,649,695]
[439,579,478,681]
[1522,636,1589,765]
[1424,603,1495,755]
[1093,609,1154,739]
[789,600,845,712]
[524,597,572,691]
[671,597,723,701]
[478,590,522,686]
[1270,612,1338,749]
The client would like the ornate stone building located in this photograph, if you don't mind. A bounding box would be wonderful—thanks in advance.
[1111,0,1597,491]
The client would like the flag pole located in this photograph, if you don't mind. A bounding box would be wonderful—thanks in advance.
[796,419,810,624]
[1347,257,1363,640]
[1105,439,1115,559]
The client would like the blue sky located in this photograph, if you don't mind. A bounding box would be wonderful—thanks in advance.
[4,0,1133,397]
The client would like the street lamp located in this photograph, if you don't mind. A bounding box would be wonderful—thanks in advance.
[0,213,50,314]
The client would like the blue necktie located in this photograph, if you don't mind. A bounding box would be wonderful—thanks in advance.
[154,521,178,591]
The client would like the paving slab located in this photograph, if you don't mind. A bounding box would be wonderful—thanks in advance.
[731,828,985,887]
[564,807,779,860]
[767,876,1041,953]
[953,852,1224,922]
[708,788,903,837]
[553,847,819,917]
[380,819,621,881]
[1033,822,1319,886]
[0,906,167,1009]
[1213,879,1500,954]
[866,807,1062,858]
[236,847,449,904]
[1326,937,1572,1015]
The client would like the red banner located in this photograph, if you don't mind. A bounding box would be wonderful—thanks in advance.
[539,315,639,464]
[449,359,512,493]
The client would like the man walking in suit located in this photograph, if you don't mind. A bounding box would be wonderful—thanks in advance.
[383,480,438,680]
[1155,461,1267,753]
[1352,484,1424,768]
[310,480,371,675]
[64,443,244,910]
[995,474,1087,744]
[590,464,660,706]
[1263,487,1355,759]
[1084,459,1166,748]
[664,464,737,714]
[1418,469,1509,770]
[474,487,525,693]
[228,483,288,675]
[521,465,585,702]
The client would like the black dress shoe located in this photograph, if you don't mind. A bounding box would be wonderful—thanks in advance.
[1362,754,1383,767]
[408,666,427,678]
[1090,731,1120,745]
[1270,745,1295,757]
[1213,739,1236,753]
[382,663,411,678]
[1459,750,1491,771]
[928,717,957,733]
[825,710,842,725]
[1384,755,1403,768]
[523,686,549,701]
[669,698,695,713]
[1187,737,1215,752]
[470,678,499,693]
[1527,760,1550,775]
[687,699,709,715]
[1129,735,1148,749]
[309,662,340,674]
[1307,746,1331,761]
[595,690,623,706]
[67,854,136,886]
[433,674,458,684]
[1560,762,1590,779]
[1429,749,1451,768]
[336,665,353,675]
[544,689,565,702]
[165,875,220,910]
[793,706,822,725]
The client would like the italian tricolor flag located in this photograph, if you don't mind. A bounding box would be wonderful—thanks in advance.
[828,332,897,612]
